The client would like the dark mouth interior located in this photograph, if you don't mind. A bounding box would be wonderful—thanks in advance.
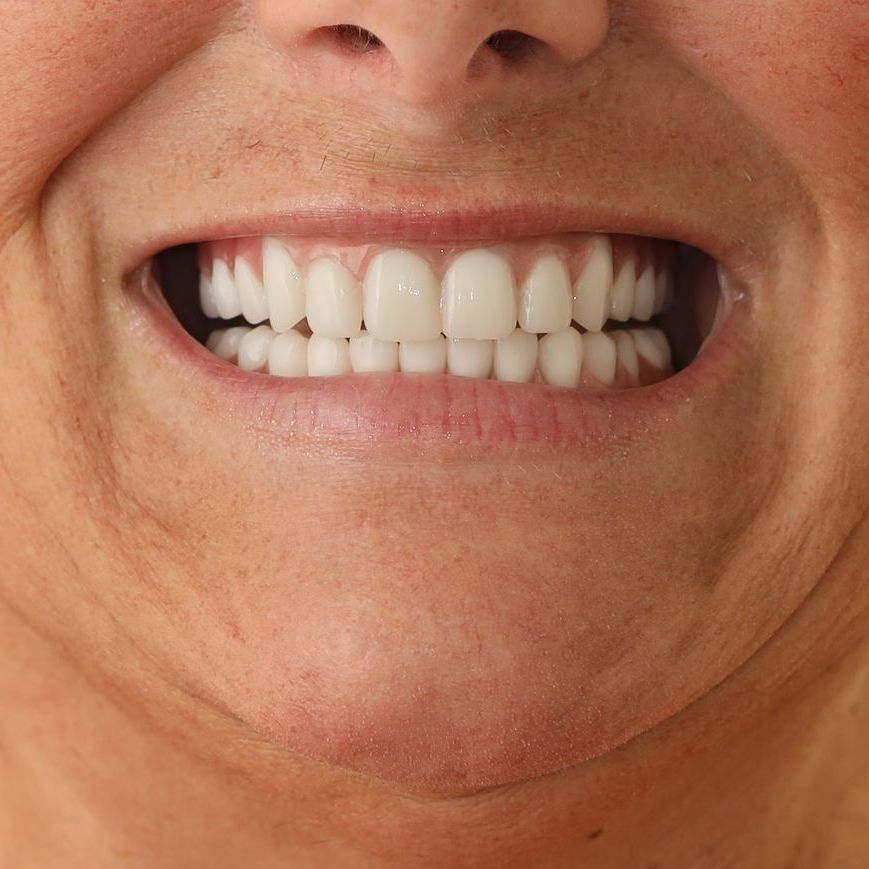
[153,239,719,374]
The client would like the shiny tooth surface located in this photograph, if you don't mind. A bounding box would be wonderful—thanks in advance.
[493,329,538,383]
[633,328,671,370]
[212,258,242,319]
[235,256,269,325]
[447,339,494,379]
[613,331,639,378]
[237,324,276,371]
[210,326,250,362]
[199,273,220,318]
[573,236,614,332]
[307,334,352,377]
[306,257,363,338]
[399,337,447,374]
[442,249,517,340]
[632,265,656,322]
[268,330,309,377]
[581,331,617,386]
[263,238,305,333]
[610,260,636,323]
[518,254,572,334]
[363,249,442,342]
[349,331,400,373]
[647,327,673,368]
[653,268,674,315]
[538,329,584,388]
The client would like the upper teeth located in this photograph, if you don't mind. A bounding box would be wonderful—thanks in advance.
[199,236,674,343]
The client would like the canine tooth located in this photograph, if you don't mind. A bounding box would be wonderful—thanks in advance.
[581,331,617,386]
[442,249,517,340]
[632,265,656,322]
[613,331,639,378]
[199,273,220,318]
[235,256,269,325]
[211,258,242,319]
[573,236,614,332]
[447,339,494,378]
[399,337,447,374]
[268,330,309,377]
[363,249,441,342]
[653,269,674,315]
[493,329,538,383]
[263,238,305,333]
[538,329,584,388]
[307,334,352,377]
[306,257,363,338]
[633,328,671,370]
[349,331,400,373]
[237,324,276,372]
[210,326,250,362]
[610,260,636,322]
[519,254,572,334]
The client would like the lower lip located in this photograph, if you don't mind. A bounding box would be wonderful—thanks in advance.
[134,271,751,452]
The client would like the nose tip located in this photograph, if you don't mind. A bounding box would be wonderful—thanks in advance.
[256,0,610,107]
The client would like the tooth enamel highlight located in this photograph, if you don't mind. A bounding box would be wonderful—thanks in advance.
[633,328,672,370]
[610,260,636,323]
[263,239,305,333]
[399,337,447,374]
[442,249,517,340]
[268,330,309,377]
[235,256,269,325]
[518,254,572,334]
[632,265,656,322]
[212,258,243,320]
[538,329,584,388]
[613,331,639,379]
[447,339,494,379]
[306,257,363,338]
[581,331,617,386]
[209,326,250,362]
[573,236,614,332]
[493,329,538,383]
[363,249,442,342]
[307,334,352,377]
[349,332,400,373]
[237,324,276,372]
[199,273,220,319]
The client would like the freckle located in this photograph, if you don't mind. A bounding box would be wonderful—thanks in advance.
[211,166,223,179]
[587,828,604,841]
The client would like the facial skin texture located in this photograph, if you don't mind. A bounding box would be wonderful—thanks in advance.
[1,0,869,866]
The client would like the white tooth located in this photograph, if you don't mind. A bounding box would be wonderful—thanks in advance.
[237,324,276,372]
[349,331,400,373]
[363,249,441,342]
[442,249,517,340]
[212,258,242,319]
[493,329,538,383]
[647,327,673,368]
[632,328,671,370]
[211,326,250,362]
[632,265,656,322]
[235,256,269,325]
[263,238,305,333]
[581,331,617,386]
[206,329,225,352]
[573,236,614,332]
[307,334,352,377]
[653,268,674,315]
[199,273,221,318]
[399,337,447,374]
[447,339,494,378]
[613,331,639,379]
[610,259,636,322]
[518,254,572,334]
[268,330,309,377]
[538,328,584,388]
[306,257,363,338]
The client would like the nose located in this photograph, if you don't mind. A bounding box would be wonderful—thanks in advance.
[256,0,610,107]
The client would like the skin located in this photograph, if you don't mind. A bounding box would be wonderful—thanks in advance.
[1,0,868,865]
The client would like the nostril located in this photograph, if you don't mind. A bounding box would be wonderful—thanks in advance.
[484,30,539,61]
[324,24,384,54]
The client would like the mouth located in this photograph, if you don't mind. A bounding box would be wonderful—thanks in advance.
[133,216,743,444]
